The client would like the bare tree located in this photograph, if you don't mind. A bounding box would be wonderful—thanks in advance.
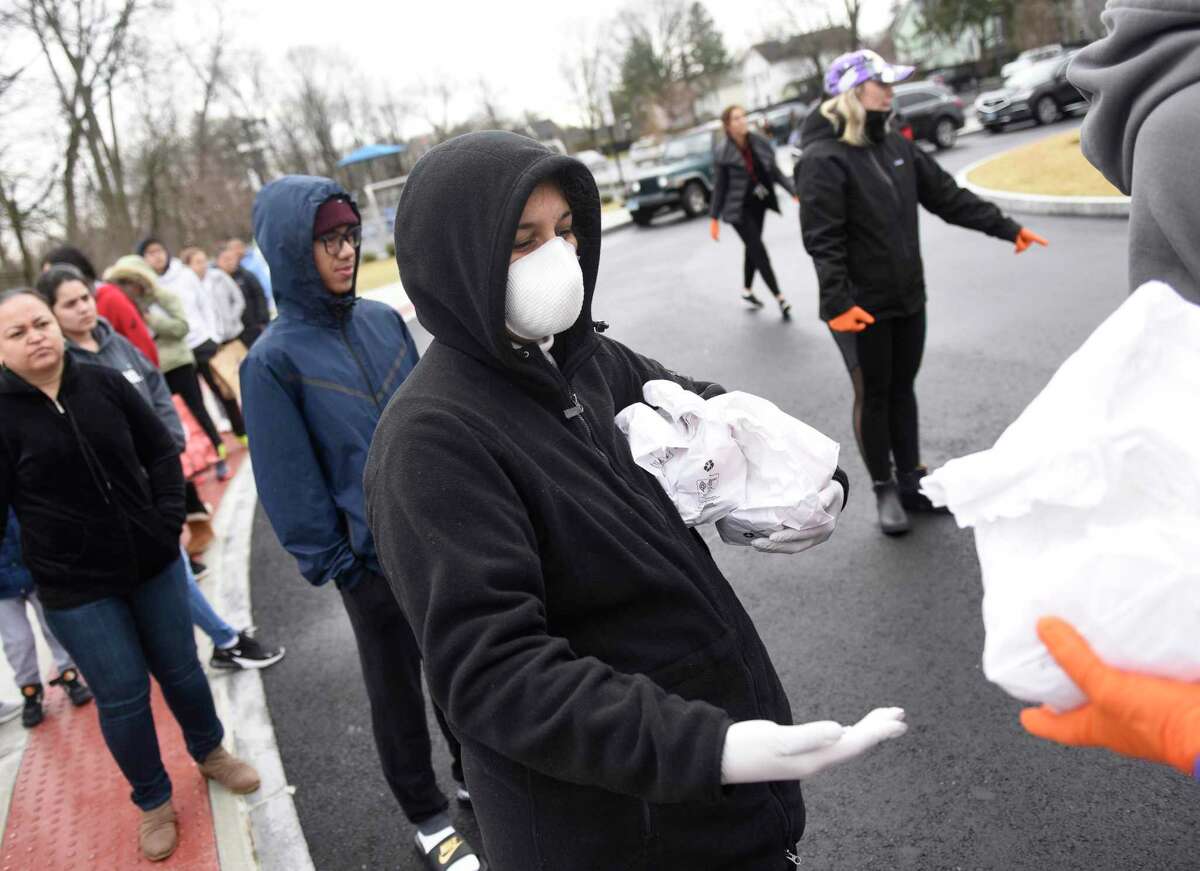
[476,76,505,128]
[8,0,154,245]
[561,22,615,147]
[417,74,457,141]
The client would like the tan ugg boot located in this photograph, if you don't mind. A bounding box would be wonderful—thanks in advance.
[185,518,215,556]
[198,746,261,794]
[139,800,178,861]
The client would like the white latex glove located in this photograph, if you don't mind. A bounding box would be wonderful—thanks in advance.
[750,480,844,554]
[720,707,907,784]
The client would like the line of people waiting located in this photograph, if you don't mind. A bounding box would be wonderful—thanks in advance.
[0,236,284,860]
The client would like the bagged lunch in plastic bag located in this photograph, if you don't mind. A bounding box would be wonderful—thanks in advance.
[615,380,840,544]
[920,282,1200,710]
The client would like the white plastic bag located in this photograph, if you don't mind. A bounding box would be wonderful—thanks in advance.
[705,392,840,546]
[615,381,746,526]
[921,282,1200,710]
[616,381,840,544]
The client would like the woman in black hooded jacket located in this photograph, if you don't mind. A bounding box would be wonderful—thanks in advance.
[364,131,907,871]
[0,288,259,861]
[709,105,797,319]
[797,49,1048,535]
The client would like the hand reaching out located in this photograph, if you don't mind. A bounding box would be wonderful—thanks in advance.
[1014,227,1048,254]
[1020,617,1200,775]
[721,708,908,784]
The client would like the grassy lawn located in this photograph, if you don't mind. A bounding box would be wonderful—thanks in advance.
[357,257,400,292]
[966,131,1124,197]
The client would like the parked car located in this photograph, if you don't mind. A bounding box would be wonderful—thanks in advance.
[761,101,810,145]
[975,52,1087,132]
[1001,44,1065,80]
[623,124,720,227]
[892,82,966,149]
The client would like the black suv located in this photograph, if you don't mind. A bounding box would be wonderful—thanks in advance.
[892,82,966,149]
[975,53,1088,132]
[624,125,720,227]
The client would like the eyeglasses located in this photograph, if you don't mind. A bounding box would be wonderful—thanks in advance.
[317,226,362,256]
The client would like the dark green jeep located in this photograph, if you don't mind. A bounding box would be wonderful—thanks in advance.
[624,124,720,227]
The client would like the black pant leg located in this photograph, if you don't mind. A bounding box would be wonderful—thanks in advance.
[853,318,897,481]
[195,355,247,438]
[888,309,927,474]
[736,199,781,296]
[339,572,449,824]
[164,364,224,454]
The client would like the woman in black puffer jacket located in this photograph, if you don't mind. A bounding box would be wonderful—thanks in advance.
[709,105,797,319]
[797,49,1047,535]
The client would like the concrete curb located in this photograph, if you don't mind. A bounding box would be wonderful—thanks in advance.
[207,460,315,871]
[955,155,1130,217]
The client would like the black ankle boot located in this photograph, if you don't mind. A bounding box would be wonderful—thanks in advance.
[897,466,950,514]
[873,479,910,535]
[21,683,44,728]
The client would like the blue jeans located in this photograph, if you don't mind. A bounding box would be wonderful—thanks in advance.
[182,545,237,648]
[44,557,225,810]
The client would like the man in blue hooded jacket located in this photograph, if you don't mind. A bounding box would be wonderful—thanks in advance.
[240,176,480,871]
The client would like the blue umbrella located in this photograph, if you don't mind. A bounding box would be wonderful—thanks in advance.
[337,143,407,168]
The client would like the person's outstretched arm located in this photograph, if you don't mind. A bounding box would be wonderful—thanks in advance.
[910,144,1043,251]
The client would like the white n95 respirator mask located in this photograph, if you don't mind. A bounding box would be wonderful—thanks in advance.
[505,236,585,341]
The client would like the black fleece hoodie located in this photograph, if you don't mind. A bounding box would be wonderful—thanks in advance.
[364,131,811,870]
[0,355,184,610]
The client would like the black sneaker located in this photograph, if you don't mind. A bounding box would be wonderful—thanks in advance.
[210,632,285,671]
[189,559,211,581]
[742,292,764,308]
[455,785,472,808]
[20,684,44,728]
[50,669,93,706]
[778,298,793,321]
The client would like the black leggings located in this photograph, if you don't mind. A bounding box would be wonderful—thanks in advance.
[733,197,781,297]
[832,309,926,482]
[164,363,224,455]
[193,341,246,438]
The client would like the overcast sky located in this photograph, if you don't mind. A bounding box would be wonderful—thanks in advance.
[228,0,893,133]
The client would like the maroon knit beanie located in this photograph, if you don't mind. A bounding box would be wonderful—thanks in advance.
[313,197,359,239]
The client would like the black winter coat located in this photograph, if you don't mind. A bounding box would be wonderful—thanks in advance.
[0,356,185,610]
[796,110,1021,321]
[232,266,271,347]
[366,131,819,870]
[710,132,796,224]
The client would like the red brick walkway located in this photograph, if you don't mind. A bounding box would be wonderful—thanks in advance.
[1,442,247,871]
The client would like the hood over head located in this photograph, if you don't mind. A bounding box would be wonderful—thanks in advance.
[393,131,602,392]
[104,255,167,298]
[252,175,361,324]
[1069,0,1200,193]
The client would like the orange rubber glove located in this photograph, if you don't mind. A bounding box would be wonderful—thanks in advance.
[710,218,720,242]
[1020,617,1200,775]
[1014,227,1048,254]
[827,305,876,333]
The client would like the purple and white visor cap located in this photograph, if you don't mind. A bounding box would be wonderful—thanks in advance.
[825,50,915,95]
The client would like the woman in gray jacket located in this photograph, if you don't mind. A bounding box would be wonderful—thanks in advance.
[709,105,797,319]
